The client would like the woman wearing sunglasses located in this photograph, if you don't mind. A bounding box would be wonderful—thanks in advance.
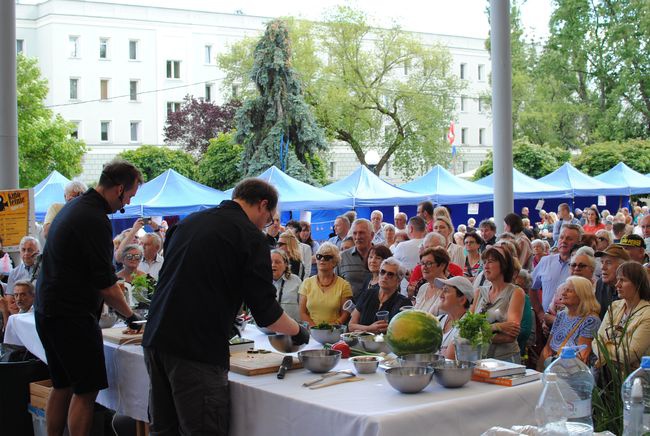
[348,258,411,333]
[116,244,147,283]
[298,243,352,327]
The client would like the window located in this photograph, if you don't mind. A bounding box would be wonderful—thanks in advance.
[71,121,80,139]
[205,84,212,102]
[166,102,182,115]
[16,39,24,54]
[99,38,109,59]
[100,121,110,142]
[130,121,140,142]
[69,36,79,58]
[129,80,138,101]
[478,64,485,81]
[460,96,467,112]
[129,40,138,60]
[100,79,109,100]
[461,128,469,145]
[479,128,486,145]
[69,78,79,100]
[460,63,467,79]
[478,98,484,112]
[166,60,181,79]
[462,161,468,173]
[204,45,212,64]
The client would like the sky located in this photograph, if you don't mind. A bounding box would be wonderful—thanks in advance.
[34,0,553,41]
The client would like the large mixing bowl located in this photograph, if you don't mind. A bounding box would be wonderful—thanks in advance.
[358,336,391,354]
[268,334,307,353]
[310,325,347,345]
[431,360,475,388]
[398,353,445,367]
[298,349,342,373]
[384,366,434,394]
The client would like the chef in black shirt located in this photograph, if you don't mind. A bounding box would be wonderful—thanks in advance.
[143,178,309,435]
[34,160,144,436]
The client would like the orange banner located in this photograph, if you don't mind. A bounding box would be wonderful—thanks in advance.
[0,189,33,249]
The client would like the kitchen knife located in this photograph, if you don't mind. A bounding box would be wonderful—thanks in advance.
[277,355,293,379]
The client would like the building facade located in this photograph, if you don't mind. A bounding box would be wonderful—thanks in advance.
[16,0,492,184]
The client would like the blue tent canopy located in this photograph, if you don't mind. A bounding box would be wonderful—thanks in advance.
[593,162,650,196]
[400,165,493,204]
[33,170,71,221]
[120,169,228,218]
[323,165,429,207]
[538,163,623,197]
[475,168,572,200]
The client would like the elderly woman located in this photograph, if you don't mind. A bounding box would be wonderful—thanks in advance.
[531,239,549,269]
[298,221,320,276]
[540,276,601,367]
[471,246,526,363]
[435,276,474,359]
[504,213,533,271]
[584,207,605,234]
[414,247,450,315]
[278,231,307,280]
[463,232,483,282]
[383,224,396,248]
[595,229,613,252]
[349,258,411,333]
[271,249,302,321]
[433,216,465,266]
[299,243,353,326]
[596,261,650,370]
[360,245,393,296]
[116,244,147,283]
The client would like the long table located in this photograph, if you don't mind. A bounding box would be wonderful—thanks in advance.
[5,313,542,435]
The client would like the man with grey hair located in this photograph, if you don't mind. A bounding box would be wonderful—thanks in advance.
[43,180,88,238]
[394,212,408,231]
[337,219,373,299]
[0,279,36,333]
[370,210,385,245]
[6,236,41,294]
[140,233,164,280]
[328,215,351,249]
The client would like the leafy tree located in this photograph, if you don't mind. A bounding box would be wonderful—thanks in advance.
[473,139,570,180]
[196,132,244,190]
[163,96,240,155]
[572,139,650,175]
[118,145,196,182]
[17,54,86,187]
[234,19,327,184]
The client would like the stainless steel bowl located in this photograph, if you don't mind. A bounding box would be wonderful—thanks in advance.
[431,360,475,388]
[398,353,445,367]
[358,336,391,354]
[349,356,382,374]
[310,325,347,345]
[298,349,342,373]
[268,334,307,353]
[384,366,434,394]
[339,332,359,347]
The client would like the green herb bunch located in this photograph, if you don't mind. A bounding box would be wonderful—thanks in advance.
[454,313,493,348]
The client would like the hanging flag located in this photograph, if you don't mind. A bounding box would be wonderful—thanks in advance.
[447,121,456,145]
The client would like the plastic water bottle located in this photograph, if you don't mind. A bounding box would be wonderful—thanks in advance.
[622,356,650,435]
[544,346,595,430]
[535,373,569,435]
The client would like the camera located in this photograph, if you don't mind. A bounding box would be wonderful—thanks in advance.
[141,217,152,225]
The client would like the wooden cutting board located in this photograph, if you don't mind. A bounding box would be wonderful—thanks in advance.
[230,351,302,376]
[102,327,144,345]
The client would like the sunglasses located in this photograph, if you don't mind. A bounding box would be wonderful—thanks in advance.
[570,263,589,270]
[379,269,396,278]
[125,253,142,261]
[316,254,334,261]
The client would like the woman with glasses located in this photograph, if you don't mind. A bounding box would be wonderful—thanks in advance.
[583,207,606,235]
[471,246,525,363]
[463,232,483,283]
[270,249,302,321]
[360,245,393,297]
[531,239,549,269]
[298,243,352,326]
[349,258,411,333]
[116,244,147,283]
[435,276,474,359]
[278,231,307,280]
[413,247,450,315]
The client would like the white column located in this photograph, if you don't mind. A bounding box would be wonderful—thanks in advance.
[0,1,19,189]
[490,0,513,233]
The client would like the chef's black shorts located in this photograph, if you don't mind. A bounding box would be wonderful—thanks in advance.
[35,312,108,394]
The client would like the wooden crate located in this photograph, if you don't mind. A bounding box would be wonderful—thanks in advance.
[30,379,53,411]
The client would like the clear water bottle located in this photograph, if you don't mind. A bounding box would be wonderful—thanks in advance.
[535,373,569,435]
[622,355,650,435]
[544,346,595,430]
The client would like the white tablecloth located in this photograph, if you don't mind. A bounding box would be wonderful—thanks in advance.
[5,313,542,435]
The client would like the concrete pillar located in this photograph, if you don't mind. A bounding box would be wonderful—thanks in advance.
[0,1,19,189]
[490,0,513,233]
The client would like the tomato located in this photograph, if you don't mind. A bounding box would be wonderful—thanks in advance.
[331,341,351,359]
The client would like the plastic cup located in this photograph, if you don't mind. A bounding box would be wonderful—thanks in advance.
[376,310,389,321]
[343,300,356,313]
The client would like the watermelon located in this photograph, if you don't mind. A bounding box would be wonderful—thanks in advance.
[385,310,442,356]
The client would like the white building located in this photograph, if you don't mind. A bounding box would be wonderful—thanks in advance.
[15,0,492,184]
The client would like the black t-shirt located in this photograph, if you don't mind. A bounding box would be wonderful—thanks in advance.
[34,189,117,317]
[142,201,284,368]
[355,287,411,326]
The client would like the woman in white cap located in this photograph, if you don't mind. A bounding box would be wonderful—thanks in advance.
[435,276,474,359]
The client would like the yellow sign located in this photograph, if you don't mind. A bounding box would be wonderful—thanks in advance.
[0,189,33,249]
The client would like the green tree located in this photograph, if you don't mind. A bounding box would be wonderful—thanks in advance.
[196,132,244,190]
[118,145,196,182]
[473,140,570,180]
[234,19,327,184]
[17,54,86,187]
[572,139,650,175]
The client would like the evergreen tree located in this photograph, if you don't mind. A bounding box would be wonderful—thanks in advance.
[234,19,327,184]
